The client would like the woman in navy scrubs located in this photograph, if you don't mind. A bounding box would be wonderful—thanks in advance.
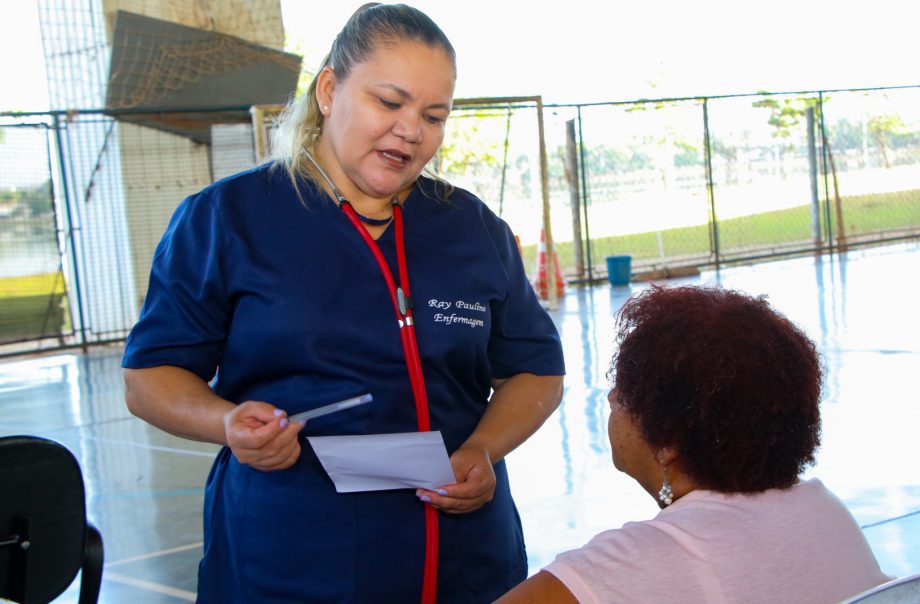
[123,3,565,603]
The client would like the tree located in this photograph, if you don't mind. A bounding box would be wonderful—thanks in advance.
[22,180,53,216]
[625,99,702,189]
[434,110,502,175]
[751,94,819,145]
[0,180,52,217]
[581,144,652,174]
[513,154,532,199]
[751,94,825,180]
[673,140,703,167]
[753,94,849,245]
[709,135,740,184]
[829,118,864,151]
[867,114,907,168]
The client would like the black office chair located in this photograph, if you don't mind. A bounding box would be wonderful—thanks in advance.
[0,435,103,604]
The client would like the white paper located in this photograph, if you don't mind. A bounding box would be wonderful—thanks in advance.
[307,430,456,493]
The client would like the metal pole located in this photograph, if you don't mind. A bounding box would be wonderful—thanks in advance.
[817,93,839,253]
[52,114,88,349]
[498,106,512,217]
[535,96,558,309]
[702,99,720,268]
[565,119,584,277]
[576,106,594,282]
[806,107,822,248]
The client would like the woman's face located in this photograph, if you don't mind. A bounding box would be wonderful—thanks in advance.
[607,389,659,487]
[315,40,455,202]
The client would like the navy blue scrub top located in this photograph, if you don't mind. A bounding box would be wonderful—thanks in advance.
[123,165,565,603]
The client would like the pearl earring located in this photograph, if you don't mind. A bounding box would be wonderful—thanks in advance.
[658,465,673,506]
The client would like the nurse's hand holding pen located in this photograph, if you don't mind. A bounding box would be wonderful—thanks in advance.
[224,401,304,472]
[126,366,304,473]
[224,394,370,472]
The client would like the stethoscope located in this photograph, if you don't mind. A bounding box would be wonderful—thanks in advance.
[306,152,440,604]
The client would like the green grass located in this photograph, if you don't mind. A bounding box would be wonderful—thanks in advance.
[0,272,67,298]
[0,272,70,342]
[837,189,920,233]
[522,188,920,273]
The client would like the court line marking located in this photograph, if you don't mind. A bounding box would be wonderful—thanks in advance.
[105,541,203,568]
[104,572,196,601]
[87,435,218,457]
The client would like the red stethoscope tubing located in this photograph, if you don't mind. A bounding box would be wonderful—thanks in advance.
[340,200,439,604]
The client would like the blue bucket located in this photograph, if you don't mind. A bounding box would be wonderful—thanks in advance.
[606,255,632,285]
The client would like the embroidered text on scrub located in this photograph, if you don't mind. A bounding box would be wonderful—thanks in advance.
[428,298,451,309]
[455,300,486,312]
[433,313,485,328]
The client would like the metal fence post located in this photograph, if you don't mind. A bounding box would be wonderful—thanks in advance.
[576,106,594,282]
[703,98,720,268]
[564,120,584,278]
[51,114,88,349]
[806,107,822,247]
[817,92,845,253]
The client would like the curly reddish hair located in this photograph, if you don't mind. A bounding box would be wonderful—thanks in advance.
[609,285,823,493]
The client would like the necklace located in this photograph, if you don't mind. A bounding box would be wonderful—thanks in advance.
[305,152,396,226]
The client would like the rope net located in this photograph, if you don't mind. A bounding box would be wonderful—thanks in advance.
[106,9,300,110]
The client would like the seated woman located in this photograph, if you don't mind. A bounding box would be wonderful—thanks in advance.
[498,285,891,603]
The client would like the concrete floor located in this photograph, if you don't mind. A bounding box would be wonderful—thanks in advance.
[1,242,918,602]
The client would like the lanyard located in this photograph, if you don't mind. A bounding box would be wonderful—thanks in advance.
[339,199,440,604]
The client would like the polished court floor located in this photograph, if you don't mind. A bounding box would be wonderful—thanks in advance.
[1,242,918,602]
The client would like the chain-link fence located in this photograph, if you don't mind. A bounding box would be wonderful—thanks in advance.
[0,107,258,354]
[2,85,919,354]
[0,121,66,348]
[441,86,920,282]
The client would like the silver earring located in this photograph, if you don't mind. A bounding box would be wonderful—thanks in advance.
[658,466,673,506]
[323,105,329,113]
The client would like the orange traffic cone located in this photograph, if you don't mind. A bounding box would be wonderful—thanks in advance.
[551,244,565,299]
[532,229,565,300]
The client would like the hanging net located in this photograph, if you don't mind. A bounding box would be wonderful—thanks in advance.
[105,10,301,142]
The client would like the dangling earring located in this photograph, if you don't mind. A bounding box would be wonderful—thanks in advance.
[658,465,673,506]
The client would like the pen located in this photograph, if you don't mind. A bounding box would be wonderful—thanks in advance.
[287,393,373,424]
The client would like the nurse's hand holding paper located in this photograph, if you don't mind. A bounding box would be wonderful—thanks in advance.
[415,374,564,514]
[417,443,496,514]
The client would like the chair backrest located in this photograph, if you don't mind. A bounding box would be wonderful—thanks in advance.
[0,435,98,603]
[839,573,920,603]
